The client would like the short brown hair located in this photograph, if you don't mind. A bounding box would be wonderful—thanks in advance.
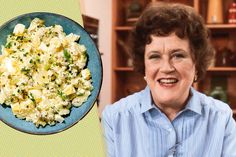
[130,2,214,81]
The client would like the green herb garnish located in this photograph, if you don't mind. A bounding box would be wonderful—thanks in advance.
[57,90,68,100]
[63,49,72,63]
[29,93,36,103]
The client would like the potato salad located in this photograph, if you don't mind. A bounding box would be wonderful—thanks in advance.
[0,18,93,127]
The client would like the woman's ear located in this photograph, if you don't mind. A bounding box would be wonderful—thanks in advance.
[194,73,198,82]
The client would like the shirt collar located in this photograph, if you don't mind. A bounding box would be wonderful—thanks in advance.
[184,87,202,115]
[140,86,154,114]
[140,86,202,115]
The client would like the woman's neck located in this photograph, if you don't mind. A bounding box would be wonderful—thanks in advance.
[154,92,192,121]
[156,104,184,121]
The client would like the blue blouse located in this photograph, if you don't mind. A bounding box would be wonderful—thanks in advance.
[102,86,236,157]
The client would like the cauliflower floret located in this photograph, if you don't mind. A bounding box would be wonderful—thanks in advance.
[28,89,42,103]
[0,89,7,104]
[75,53,87,69]
[13,24,25,35]
[53,25,63,33]
[55,114,64,123]
[28,18,44,31]
[81,68,91,80]
[3,58,17,74]
[63,84,76,96]
[66,33,80,42]
[38,42,48,52]
[59,109,70,115]
[72,91,91,107]
[49,37,62,52]
[78,45,86,53]
[12,100,35,119]
[1,46,14,56]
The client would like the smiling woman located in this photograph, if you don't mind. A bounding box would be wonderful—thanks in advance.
[101,2,236,157]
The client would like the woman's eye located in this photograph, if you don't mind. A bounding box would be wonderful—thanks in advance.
[149,54,160,59]
[172,53,185,59]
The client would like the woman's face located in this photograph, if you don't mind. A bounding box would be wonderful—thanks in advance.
[144,33,196,107]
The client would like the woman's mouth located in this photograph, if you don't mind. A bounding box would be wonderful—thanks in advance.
[158,78,178,85]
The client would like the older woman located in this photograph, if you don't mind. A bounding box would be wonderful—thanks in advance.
[102,2,236,157]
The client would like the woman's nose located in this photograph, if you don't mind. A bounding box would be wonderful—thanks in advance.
[159,59,175,73]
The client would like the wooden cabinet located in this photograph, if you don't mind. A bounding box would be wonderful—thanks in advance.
[112,0,236,115]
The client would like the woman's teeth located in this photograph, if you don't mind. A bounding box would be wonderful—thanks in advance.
[158,78,178,84]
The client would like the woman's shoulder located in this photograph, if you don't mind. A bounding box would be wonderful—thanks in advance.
[196,90,232,115]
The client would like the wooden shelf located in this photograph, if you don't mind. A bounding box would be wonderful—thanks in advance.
[114,67,134,71]
[84,23,99,29]
[207,24,236,29]
[208,67,236,72]
[115,24,236,31]
[126,17,139,23]
[82,14,99,29]
[115,26,133,31]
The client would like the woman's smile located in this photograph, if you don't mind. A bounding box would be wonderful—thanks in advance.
[158,77,178,86]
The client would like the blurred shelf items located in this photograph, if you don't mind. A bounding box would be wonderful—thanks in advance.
[112,0,236,118]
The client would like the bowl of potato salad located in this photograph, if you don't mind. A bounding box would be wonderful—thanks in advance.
[0,12,102,134]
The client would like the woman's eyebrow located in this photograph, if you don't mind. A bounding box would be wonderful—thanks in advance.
[149,50,160,53]
[146,50,161,55]
[169,48,187,54]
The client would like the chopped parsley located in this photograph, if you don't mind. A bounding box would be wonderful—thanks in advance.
[63,49,72,63]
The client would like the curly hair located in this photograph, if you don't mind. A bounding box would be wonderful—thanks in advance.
[130,2,215,81]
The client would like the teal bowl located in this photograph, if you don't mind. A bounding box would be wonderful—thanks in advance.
[0,12,103,135]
